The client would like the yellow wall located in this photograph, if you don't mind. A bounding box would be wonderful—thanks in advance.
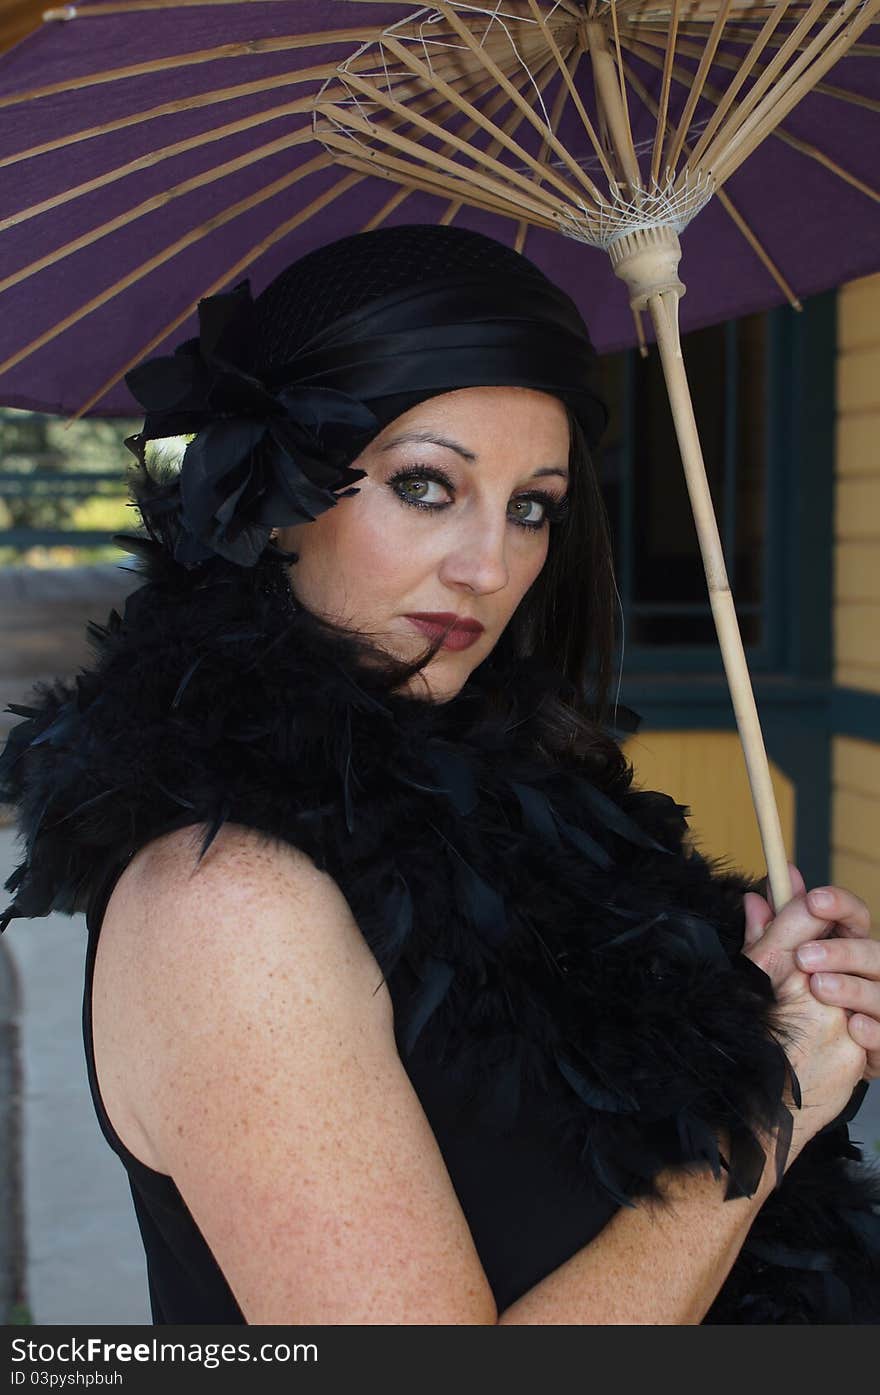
[833,273,880,919]
[623,730,795,883]
[833,738,880,915]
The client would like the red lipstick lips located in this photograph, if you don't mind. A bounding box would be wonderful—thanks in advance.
[405,612,484,651]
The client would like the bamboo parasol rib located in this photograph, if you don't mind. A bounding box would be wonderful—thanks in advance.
[0,154,336,380]
[0,35,538,354]
[69,168,367,422]
[0,11,524,170]
[513,38,584,253]
[0,127,319,298]
[630,29,880,114]
[621,60,803,308]
[651,0,682,185]
[62,29,556,415]
[619,38,879,202]
[0,98,327,235]
[0,68,351,172]
[0,17,459,110]
[0,33,522,235]
[363,44,564,229]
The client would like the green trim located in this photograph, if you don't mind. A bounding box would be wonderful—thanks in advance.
[831,688,880,744]
[620,676,829,721]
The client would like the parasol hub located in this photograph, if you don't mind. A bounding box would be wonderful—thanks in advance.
[607,225,685,313]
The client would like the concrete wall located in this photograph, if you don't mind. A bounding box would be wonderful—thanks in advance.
[1,563,150,1321]
[0,562,135,747]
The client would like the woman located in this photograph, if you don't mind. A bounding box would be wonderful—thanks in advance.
[1,224,879,1325]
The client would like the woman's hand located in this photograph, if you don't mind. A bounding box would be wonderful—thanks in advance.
[744,865,880,1081]
[739,864,867,1163]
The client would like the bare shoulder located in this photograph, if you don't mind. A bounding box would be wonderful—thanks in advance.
[92,821,392,1172]
[127,819,357,922]
[115,820,388,1002]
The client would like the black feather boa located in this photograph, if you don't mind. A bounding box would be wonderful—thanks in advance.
[2,534,879,1324]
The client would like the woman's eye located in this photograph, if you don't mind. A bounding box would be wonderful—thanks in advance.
[509,497,546,526]
[394,475,450,505]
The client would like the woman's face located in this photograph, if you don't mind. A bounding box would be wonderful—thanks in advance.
[276,386,571,703]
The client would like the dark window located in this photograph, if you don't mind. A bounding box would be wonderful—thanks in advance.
[597,314,769,657]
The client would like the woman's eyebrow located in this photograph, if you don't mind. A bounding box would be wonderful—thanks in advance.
[378,430,569,481]
[379,430,476,461]
[532,466,569,483]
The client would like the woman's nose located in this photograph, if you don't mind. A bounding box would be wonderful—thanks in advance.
[438,513,510,596]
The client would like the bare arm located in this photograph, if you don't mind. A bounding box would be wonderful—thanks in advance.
[115,822,498,1324]
[499,1155,774,1324]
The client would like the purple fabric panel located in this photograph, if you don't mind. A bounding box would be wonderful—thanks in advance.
[0,4,877,415]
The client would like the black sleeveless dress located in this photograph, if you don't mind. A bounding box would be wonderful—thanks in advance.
[82,856,619,1325]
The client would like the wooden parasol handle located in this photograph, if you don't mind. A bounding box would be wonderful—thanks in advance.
[647,287,793,912]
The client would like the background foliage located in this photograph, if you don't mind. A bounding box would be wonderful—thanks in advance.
[0,409,164,566]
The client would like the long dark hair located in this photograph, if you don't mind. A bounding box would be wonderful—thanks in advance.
[489,408,618,718]
[127,403,627,785]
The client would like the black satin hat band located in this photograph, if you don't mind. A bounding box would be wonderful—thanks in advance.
[125,264,608,569]
[263,274,609,444]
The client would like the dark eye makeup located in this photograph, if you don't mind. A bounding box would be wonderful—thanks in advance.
[387,463,571,532]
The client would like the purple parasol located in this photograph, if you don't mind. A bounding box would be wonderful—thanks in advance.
[0,0,876,419]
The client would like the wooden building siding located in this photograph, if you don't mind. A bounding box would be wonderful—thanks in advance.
[832,737,880,917]
[833,274,880,920]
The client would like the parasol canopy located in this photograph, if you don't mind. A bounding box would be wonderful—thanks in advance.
[0,1,878,908]
[0,1,876,417]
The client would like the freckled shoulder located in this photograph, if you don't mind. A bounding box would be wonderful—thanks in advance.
[92,821,497,1322]
[90,821,392,1175]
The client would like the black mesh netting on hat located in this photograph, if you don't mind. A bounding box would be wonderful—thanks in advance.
[251,223,556,375]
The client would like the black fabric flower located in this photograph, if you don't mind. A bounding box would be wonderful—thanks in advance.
[124,281,379,568]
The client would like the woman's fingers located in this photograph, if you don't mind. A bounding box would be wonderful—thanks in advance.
[808,967,880,1015]
[802,885,872,939]
[796,935,880,979]
[749,895,832,957]
[848,1014,880,1079]
[744,891,847,992]
[743,874,873,998]
[798,934,880,1080]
